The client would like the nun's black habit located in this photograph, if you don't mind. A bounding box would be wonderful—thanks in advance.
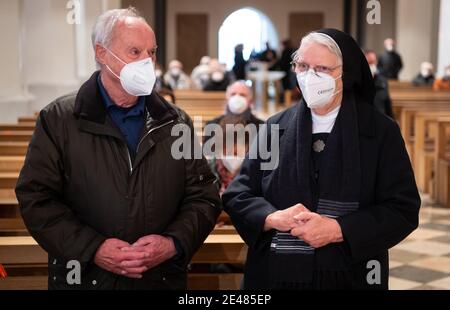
[222,29,420,290]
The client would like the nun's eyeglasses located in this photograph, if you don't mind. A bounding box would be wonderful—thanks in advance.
[291,61,342,75]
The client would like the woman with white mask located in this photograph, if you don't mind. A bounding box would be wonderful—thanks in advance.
[207,116,249,196]
[203,81,264,145]
[223,29,420,290]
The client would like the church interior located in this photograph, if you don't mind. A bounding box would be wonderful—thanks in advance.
[0,0,450,291]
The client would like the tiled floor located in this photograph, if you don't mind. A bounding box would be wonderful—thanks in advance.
[389,196,450,290]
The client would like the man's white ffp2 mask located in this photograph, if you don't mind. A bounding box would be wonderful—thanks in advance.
[105,48,156,97]
[228,95,248,115]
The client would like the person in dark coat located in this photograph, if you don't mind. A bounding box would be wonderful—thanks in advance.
[259,41,277,64]
[365,51,394,119]
[412,61,435,86]
[271,39,297,96]
[203,81,264,145]
[154,62,172,92]
[203,71,232,91]
[204,59,232,91]
[232,44,247,80]
[15,8,221,290]
[377,38,403,80]
[223,29,420,290]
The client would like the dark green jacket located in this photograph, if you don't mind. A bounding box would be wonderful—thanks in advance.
[16,71,221,290]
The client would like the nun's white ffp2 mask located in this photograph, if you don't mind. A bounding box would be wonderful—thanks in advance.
[297,70,342,109]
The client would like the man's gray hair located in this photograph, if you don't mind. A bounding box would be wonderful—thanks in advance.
[226,80,253,100]
[91,7,145,66]
[293,32,343,65]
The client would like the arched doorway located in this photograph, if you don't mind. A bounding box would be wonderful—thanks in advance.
[218,7,279,70]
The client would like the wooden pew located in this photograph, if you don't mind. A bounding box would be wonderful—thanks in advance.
[0,172,18,189]
[0,189,19,217]
[392,101,450,163]
[12,91,227,141]
[413,111,450,193]
[0,142,29,156]
[0,123,35,131]
[435,118,450,208]
[0,218,27,236]
[389,81,433,91]
[0,131,34,142]
[18,116,37,124]
[0,156,25,172]
[0,233,246,290]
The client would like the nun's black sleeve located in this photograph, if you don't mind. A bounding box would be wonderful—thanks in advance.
[223,138,277,251]
[336,121,420,262]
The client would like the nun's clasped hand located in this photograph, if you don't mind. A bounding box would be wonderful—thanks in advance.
[263,204,309,232]
[291,212,344,248]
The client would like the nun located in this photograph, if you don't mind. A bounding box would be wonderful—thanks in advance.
[222,29,421,290]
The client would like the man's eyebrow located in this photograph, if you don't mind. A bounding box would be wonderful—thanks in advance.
[124,44,158,51]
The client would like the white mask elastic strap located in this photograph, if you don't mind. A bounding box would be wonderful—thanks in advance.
[105,63,121,81]
[105,47,127,66]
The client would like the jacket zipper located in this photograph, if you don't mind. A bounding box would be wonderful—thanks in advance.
[125,119,175,175]
[136,119,175,154]
[126,148,133,174]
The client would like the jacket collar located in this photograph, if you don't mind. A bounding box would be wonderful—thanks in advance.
[74,71,179,125]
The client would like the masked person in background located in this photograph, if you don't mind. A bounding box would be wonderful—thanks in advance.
[163,59,192,90]
[203,59,232,91]
[208,116,254,196]
[365,50,394,119]
[377,38,403,80]
[16,7,221,290]
[154,63,172,92]
[232,44,248,81]
[412,62,435,87]
[433,65,450,91]
[191,56,212,90]
[203,81,264,145]
[223,29,420,290]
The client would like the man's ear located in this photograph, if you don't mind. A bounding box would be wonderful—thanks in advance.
[95,43,107,65]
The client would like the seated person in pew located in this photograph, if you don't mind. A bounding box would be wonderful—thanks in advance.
[15,7,221,290]
[203,59,233,91]
[203,81,264,145]
[412,61,435,87]
[433,65,450,91]
[154,62,173,92]
[205,118,250,275]
[208,115,254,197]
[163,59,193,90]
[365,50,395,119]
[223,29,420,290]
[191,56,212,90]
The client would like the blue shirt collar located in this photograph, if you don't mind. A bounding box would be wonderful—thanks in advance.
[97,74,146,115]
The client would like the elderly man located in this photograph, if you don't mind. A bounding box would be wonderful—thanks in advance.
[203,81,264,144]
[15,8,221,290]
[412,62,435,86]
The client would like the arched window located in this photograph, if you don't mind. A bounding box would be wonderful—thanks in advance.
[218,7,279,70]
